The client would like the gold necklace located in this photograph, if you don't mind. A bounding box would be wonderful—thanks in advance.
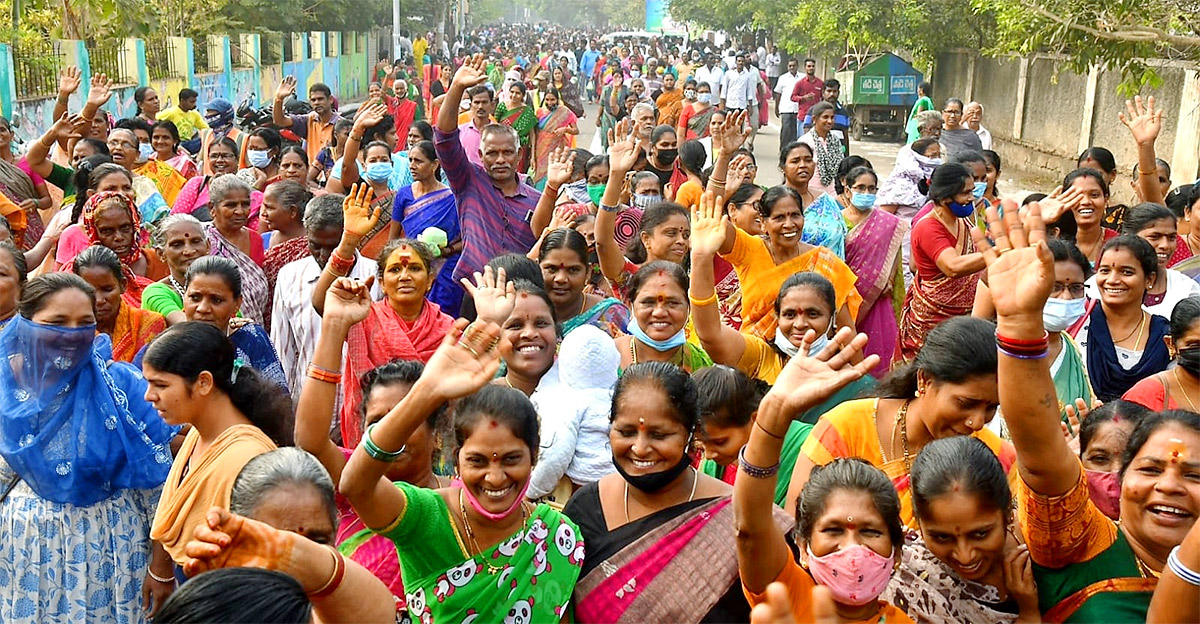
[458,488,528,574]
[1174,367,1199,411]
[896,400,913,473]
[1112,311,1145,345]
[630,338,684,367]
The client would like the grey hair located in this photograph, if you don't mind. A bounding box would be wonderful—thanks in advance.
[229,448,337,530]
[208,173,253,207]
[966,101,984,113]
[632,102,656,119]
[302,193,346,232]
[151,213,207,250]
[480,123,519,146]
[917,110,943,130]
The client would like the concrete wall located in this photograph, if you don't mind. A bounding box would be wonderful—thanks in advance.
[935,50,1200,199]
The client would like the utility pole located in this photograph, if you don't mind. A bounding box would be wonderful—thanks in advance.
[393,0,402,60]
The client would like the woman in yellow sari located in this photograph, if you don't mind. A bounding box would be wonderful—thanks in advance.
[784,315,1016,527]
[531,90,578,189]
[71,245,166,363]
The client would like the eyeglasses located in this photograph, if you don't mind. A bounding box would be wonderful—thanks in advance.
[1050,283,1086,298]
[850,184,878,193]
[739,199,763,211]
[943,110,963,116]
[107,139,137,150]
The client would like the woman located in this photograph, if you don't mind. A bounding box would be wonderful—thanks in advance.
[63,190,157,304]
[172,138,265,222]
[494,81,538,172]
[143,214,209,324]
[552,66,585,118]
[799,102,843,197]
[532,90,579,188]
[1114,203,1200,317]
[469,273,561,397]
[882,437,1040,622]
[179,256,288,390]
[296,277,448,600]
[72,245,166,363]
[672,139,707,209]
[339,312,584,623]
[780,141,846,258]
[238,127,283,192]
[0,115,52,248]
[229,447,338,546]
[1063,168,1119,266]
[0,273,176,623]
[1075,401,1148,519]
[144,321,290,564]
[646,126,679,191]
[617,261,712,372]
[390,141,462,315]
[260,180,313,312]
[712,183,761,330]
[786,316,1015,526]
[1077,146,1129,229]
[734,335,913,623]
[0,241,25,330]
[939,98,983,160]
[1123,296,1200,412]
[203,174,270,326]
[982,149,1002,208]
[905,81,934,143]
[976,204,1200,622]
[840,166,906,375]
[898,163,985,361]
[429,63,453,120]
[125,126,187,213]
[538,227,628,338]
[354,141,400,260]
[598,72,629,151]
[1069,236,1172,400]
[314,194,452,446]
[278,146,311,187]
[678,81,716,140]
[714,185,859,340]
[135,86,160,122]
[566,362,768,622]
[390,120,437,191]
[151,120,198,179]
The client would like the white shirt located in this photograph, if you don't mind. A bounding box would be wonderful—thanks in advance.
[694,65,724,95]
[975,126,993,150]
[766,52,782,77]
[271,252,379,405]
[721,68,757,109]
[774,71,801,113]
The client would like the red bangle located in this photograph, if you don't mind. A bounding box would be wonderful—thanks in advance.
[995,330,1049,347]
[308,546,346,598]
[326,251,355,277]
[995,330,1049,355]
[306,364,342,385]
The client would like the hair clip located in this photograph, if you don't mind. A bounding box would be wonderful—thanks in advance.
[231,357,247,384]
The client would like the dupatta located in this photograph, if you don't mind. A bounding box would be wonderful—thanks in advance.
[1081,304,1171,401]
[340,299,453,447]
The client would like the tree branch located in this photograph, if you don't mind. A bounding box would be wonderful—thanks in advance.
[1023,2,1200,50]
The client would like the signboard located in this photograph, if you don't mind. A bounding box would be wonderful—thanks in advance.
[891,75,916,95]
[859,75,885,95]
[645,0,667,31]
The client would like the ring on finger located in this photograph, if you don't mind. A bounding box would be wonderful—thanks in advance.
[457,341,481,357]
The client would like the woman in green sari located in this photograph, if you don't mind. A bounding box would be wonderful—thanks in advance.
[337,277,585,623]
[538,227,629,339]
[494,81,538,174]
[905,81,935,144]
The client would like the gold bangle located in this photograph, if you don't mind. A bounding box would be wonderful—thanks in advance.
[688,292,718,307]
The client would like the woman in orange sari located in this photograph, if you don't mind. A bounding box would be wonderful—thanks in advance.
[71,244,166,362]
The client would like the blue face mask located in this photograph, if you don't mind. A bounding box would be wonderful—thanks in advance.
[850,193,876,210]
[365,162,393,182]
[1043,296,1086,332]
[138,142,155,162]
[949,200,976,218]
[774,327,830,358]
[697,93,713,104]
[628,317,686,352]
[973,181,988,200]
[246,149,272,168]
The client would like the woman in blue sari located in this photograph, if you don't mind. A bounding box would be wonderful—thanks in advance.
[389,141,463,316]
[0,273,176,622]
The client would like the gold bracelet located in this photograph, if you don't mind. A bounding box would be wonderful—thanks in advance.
[688,291,718,307]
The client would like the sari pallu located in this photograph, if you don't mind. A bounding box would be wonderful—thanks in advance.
[1079,302,1171,401]
[359,190,396,262]
[0,158,40,248]
[204,223,270,326]
[845,210,907,376]
[398,187,462,316]
[495,104,537,171]
[897,219,979,363]
[532,106,578,187]
[111,300,166,363]
[733,243,862,341]
[686,106,716,139]
[341,300,453,447]
[562,297,629,338]
[714,255,743,330]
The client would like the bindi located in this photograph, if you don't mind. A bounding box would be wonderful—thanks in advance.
[488,419,499,429]
[1167,438,1187,464]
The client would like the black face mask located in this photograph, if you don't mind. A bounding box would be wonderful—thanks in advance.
[612,445,692,493]
[656,149,678,167]
[1179,346,1200,377]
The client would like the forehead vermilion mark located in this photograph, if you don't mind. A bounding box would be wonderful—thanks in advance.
[1167,438,1187,463]
[489,420,498,429]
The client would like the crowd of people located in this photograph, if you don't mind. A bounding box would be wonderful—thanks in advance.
[0,20,1198,624]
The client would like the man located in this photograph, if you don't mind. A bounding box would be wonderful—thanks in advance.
[765,45,782,93]
[458,85,494,168]
[655,72,685,129]
[155,88,207,154]
[581,43,601,103]
[272,77,336,164]
[435,54,539,285]
[271,193,378,404]
[965,101,992,149]
[774,58,801,147]
[790,58,824,130]
[721,53,757,114]
[197,98,246,174]
[644,58,663,95]
[802,78,852,155]
[630,102,657,142]
[694,54,724,96]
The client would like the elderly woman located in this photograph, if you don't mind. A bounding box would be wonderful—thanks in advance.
[173,138,265,222]
[938,98,983,160]
[229,448,339,546]
[203,174,270,325]
[142,214,210,324]
[0,115,53,248]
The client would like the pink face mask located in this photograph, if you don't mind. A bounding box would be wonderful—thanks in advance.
[806,544,894,606]
[453,477,531,522]
[1084,469,1121,520]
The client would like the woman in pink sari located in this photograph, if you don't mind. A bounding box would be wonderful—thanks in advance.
[840,166,907,376]
[531,89,579,189]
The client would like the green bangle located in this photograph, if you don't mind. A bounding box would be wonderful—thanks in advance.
[363,423,405,462]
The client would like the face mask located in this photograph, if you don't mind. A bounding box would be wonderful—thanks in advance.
[137,142,155,162]
[1178,346,1200,376]
[628,316,686,352]
[697,93,713,104]
[630,70,641,79]
[684,89,697,100]
[564,178,591,204]
[631,193,660,210]
[914,153,942,176]
[246,149,272,168]
[586,183,607,206]
[774,327,829,358]
[850,193,876,210]
[973,181,988,200]
[1084,469,1121,520]
[612,447,692,493]
[452,477,531,522]
[948,200,975,218]
[656,149,678,166]
[546,103,558,111]
[805,544,895,606]
[365,162,393,182]
[1043,296,1086,333]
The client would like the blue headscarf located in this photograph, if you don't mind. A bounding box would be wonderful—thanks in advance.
[0,316,175,505]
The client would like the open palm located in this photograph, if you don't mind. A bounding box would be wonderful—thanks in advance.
[419,319,505,401]
[690,190,729,257]
[453,54,489,89]
[546,147,574,188]
[769,328,879,417]
[460,266,516,324]
[1119,95,1162,146]
[970,204,1054,318]
[342,183,380,237]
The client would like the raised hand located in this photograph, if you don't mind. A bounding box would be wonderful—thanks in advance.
[353,102,388,130]
[50,112,85,141]
[86,73,113,108]
[718,109,751,154]
[58,66,82,96]
[690,190,729,258]
[417,318,506,402]
[1037,185,1085,224]
[970,203,1054,322]
[547,205,575,231]
[341,183,380,239]
[275,76,298,101]
[453,53,489,89]
[726,153,754,194]
[1119,95,1163,147]
[546,146,574,189]
[765,326,880,418]
[607,119,646,176]
[323,276,375,325]
[460,265,517,324]
[181,507,296,578]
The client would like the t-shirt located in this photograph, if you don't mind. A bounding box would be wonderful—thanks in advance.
[157,107,209,140]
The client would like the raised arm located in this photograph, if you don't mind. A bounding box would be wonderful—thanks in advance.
[690,191,748,364]
[531,146,574,236]
[1119,95,1166,205]
[1148,517,1200,623]
[340,317,504,529]
[736,327,879,592]
[595,118,644,282]
[51,67,82,149]
[271,77,297,129]
[327,103,387,195]
[312,185,380,315]
[26,112,84,179]
[971,202,1079,496]
[437,53,487,133]
[706,110,750,197]
[79,73,113,134]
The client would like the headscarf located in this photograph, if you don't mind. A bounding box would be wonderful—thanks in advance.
[204,98,235,135]
[82,190,147,287]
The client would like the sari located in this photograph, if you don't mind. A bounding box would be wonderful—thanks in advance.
[685,106,716,140]
[883,531,1024,623]
[722,226,861,341]
[82,191,155,304]
[598,85,629,150]
[1052,333,1094,421]
[229,323,289,392]
[655,88,685,129]
[111,300,166,363]
[532,105,578,187]
[377,482,583,624]
[1018,462,1156,622]
[164,151,198,179]
[134,159,186,207]
[151,425,276,562]
[360,188,396,261]
[1174,253,1200,282]
[714,256,743,330]
[800,398,1015,528]
[898,211,980,362]
[0,158,40,248]
[341,300,453,447]
[845,209,907,376]
[204,223,270,326]
[263,236,310,301]
[562,297,629,338]
[495,103,538,171]
[396,186,463,315]
[800,193,847,258]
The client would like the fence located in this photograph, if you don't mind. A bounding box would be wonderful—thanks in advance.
[194,38,212,73]
[12,43,64,100]
[89,40,126,82]
[146,38,177,80]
